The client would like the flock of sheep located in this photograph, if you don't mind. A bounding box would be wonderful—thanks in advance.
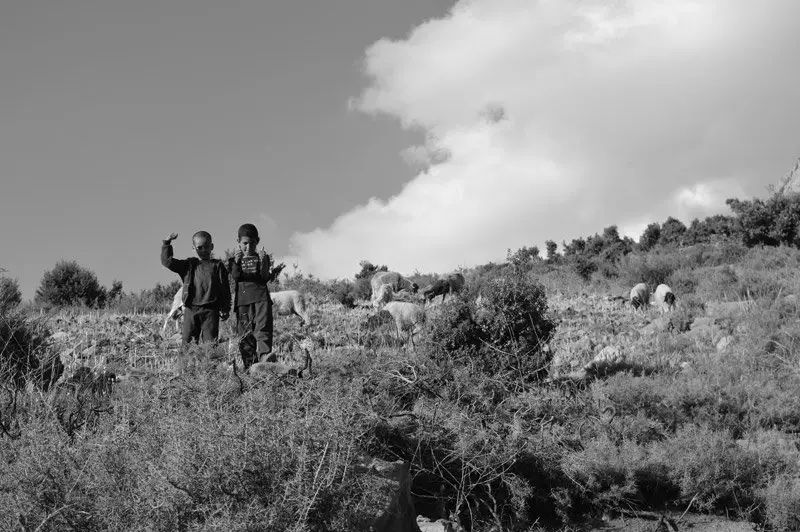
[629,282,677,313]
[162,271,677,353]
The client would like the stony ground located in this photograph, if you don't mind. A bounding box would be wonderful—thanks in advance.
[28,278,800,530]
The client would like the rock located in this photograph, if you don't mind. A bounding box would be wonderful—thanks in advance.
[583,346,634,377]
[416,516,454,532]
[79,345,97,359]
[775,156,800,196]
[248,361,302,379]
[705,301,753,319]
[50,331,69,342]
[353,458,421,532]
[717,336,735,352]
[639,316,672,336]
[686,317,726,344]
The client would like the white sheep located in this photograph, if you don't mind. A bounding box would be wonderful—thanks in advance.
[271,290,312,327]
[654,284,676,313]
[370,271,419,306]
[162,288,184,334]
[383,301,426,350]
[629,283,651,311]
[163,288,312,331]
[372,283,394,308]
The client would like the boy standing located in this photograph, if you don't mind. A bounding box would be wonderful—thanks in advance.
[161,231,231,345]
[230,223,273,369]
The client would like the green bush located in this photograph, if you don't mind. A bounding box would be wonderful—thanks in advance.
[0,276,22,313]
[35,260,106,308]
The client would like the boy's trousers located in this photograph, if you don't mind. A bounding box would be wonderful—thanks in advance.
[236,300,273,367]
[182,306,220,345]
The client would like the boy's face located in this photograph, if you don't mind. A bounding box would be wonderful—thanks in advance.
[193,235,214,260]
[238,235,259,255]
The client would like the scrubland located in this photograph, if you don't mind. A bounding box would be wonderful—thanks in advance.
[3,243,800,531]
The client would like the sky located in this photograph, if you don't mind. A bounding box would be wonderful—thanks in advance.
[1,1,799,298]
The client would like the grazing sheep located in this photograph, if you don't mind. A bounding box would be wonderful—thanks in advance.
[422,273,466,303]
[629,283,651,310]
[271,290,312,327]
[364,309,396,331]
[370,271,419,306]
[383,301,426,350]
[164,288,311,331]
[372,283,394,308]
[654,284,676,313]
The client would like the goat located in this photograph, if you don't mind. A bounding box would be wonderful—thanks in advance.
[422,272,466,304]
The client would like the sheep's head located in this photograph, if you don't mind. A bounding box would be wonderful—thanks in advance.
[631,296,642,309]
[410,282,419,293]
[664,292,676,306]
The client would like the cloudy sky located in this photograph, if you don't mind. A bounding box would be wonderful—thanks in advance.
[1,1,799,298]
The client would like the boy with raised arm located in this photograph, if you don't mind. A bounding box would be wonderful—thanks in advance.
[230,223,273,369]
[161,231,230,345]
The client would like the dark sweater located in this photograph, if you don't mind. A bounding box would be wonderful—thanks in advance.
[161,242,231,311]
[230,253,271,306]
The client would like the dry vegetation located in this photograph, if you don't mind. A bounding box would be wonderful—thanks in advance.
[3,241,800,531]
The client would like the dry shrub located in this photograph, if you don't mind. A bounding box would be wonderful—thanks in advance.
[761,474,800,531]
[422,273,555,382]
[0,312,55,390]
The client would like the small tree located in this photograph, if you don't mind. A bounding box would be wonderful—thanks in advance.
[639,223,661,251]
[507,246,540,269]
[35,260,106,308]
[107,280,124,302]
[659,217,688,247]
[0,276,22,313]
[545,240,559,263]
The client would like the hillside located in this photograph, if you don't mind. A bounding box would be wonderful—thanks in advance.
[3,240,800,531]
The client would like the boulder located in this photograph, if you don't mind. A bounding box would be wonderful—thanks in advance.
[639,316,672,336]
[716,336,735,352]
[416,516,457,532]
[583,346,636,377]
[686,317,726,344]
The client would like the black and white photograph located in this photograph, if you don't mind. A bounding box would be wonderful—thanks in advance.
[1,1,800,530]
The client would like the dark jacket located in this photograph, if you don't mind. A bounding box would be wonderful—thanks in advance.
[230,253,271,307]
[161,242,231,312]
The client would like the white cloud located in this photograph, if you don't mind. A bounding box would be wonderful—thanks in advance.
[290,0,800,277]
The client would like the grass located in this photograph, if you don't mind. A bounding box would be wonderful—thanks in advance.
[4,248,800,530]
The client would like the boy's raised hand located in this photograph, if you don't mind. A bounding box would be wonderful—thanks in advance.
[234,248,243,262]
[165,232,179,242]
